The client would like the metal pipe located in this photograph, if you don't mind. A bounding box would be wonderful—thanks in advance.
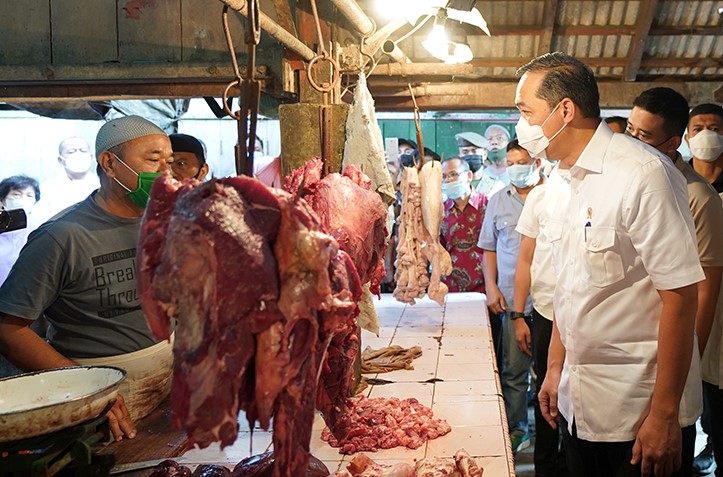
[220,0,316,61]
[363,17,408,55]
[369,63,474,76]
[328,0,375,36]
[381,40,411,64]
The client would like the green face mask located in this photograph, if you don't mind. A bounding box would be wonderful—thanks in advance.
[112,153,162,208]
[487,149,507,164]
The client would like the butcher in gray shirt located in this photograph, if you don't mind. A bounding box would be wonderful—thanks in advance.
[0,115,173,441]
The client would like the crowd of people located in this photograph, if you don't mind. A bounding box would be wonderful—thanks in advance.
[382,54,723,477]
[1,52,722,477]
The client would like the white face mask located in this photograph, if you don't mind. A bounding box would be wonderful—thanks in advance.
[4,197,34,215]
[689,129,723,162]
[515,102,567,159]
[507,163,540,189]
[63,152,95,174]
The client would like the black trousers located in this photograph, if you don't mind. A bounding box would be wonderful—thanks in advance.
[489,310,504,373]
[703,381,723,476]
[532,310,568,476]
[560,416,695,477]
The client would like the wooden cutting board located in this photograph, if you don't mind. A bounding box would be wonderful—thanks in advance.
[100,396,188,476]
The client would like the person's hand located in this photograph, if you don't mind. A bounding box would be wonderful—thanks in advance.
[513,319,532,356]
[538,371,560,429]
[107,394,137,442]
[486,287,506,315]
[631,411,681,477]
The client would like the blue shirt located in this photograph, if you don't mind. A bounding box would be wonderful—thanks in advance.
[477,185,533,314]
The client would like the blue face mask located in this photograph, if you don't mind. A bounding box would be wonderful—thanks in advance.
[507,163,540,189]
[441,179,469,200]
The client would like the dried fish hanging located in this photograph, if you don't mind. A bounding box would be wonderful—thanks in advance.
[222,3,261,176]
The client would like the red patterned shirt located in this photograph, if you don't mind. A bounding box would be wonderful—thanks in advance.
[440,190,488,293]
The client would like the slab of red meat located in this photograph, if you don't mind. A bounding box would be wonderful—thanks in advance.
[321,395,451,454]
[268,191,363,477]
[138,175,284,448]
[139,174,365,477]
[283,157,388,294]
[315,250,362,440]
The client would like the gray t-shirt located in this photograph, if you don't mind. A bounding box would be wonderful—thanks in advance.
[0,194,157,358]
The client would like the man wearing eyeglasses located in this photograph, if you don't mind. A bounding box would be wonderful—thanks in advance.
[440,155,501,372]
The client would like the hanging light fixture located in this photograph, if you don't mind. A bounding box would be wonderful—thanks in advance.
[422,10,474,64]
[378,0,490,36]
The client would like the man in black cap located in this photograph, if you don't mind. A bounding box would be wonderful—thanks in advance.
[170,133,209,181]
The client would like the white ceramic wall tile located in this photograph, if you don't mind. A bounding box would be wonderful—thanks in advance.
[476,455,512,477]
[434,380,500,397]
[309,438,349,461]
[426,425,507,458]
[409,347,440,365]
[360,337,393,350]
[400,307,445,327]
[321,460,343,473]
[390,336,441,350]
[367,382,435,407]
[393,326,443,338]
[437,349,494,365]
[434,393,502,405]
[436,362,497,381]
[439,336,493,350]
[432,400,506,427]
[376,326,397,339]
[442,326,489,338]
[445,293,489,305]
[182,432,273,464]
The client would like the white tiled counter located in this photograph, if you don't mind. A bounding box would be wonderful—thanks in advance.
[182,292,515,476]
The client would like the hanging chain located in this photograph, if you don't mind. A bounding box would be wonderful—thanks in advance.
[408,83,425,171]
[222,3,261,177]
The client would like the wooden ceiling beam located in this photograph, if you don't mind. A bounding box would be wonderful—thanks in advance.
[624,0,659,81]
[271,0,297,36]
[536,0,559,56]
[367,81,722,111]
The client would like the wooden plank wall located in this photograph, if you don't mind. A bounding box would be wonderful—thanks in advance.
[0,0,254,67]
[0,0,51,64]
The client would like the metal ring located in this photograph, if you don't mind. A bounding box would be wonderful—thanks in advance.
[222,79,242,119]
[306,54,341,93]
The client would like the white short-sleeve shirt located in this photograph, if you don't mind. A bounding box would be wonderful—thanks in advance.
[516,167,571,321]
[549,122,705,442]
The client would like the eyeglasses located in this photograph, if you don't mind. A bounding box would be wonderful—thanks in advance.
[442,171,461,182]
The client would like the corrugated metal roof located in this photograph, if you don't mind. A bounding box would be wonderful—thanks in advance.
[368,0,722,81]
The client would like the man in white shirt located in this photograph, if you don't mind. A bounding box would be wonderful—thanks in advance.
[32,137,100,225]
[512,165,571,476]
[516,52,704,477]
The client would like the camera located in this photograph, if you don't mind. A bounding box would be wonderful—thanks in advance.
[0,208,27,234]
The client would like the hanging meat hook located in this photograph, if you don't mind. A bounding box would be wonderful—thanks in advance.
[305,0,341,177]
[408,84,425,171]
[222,3,261,176]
